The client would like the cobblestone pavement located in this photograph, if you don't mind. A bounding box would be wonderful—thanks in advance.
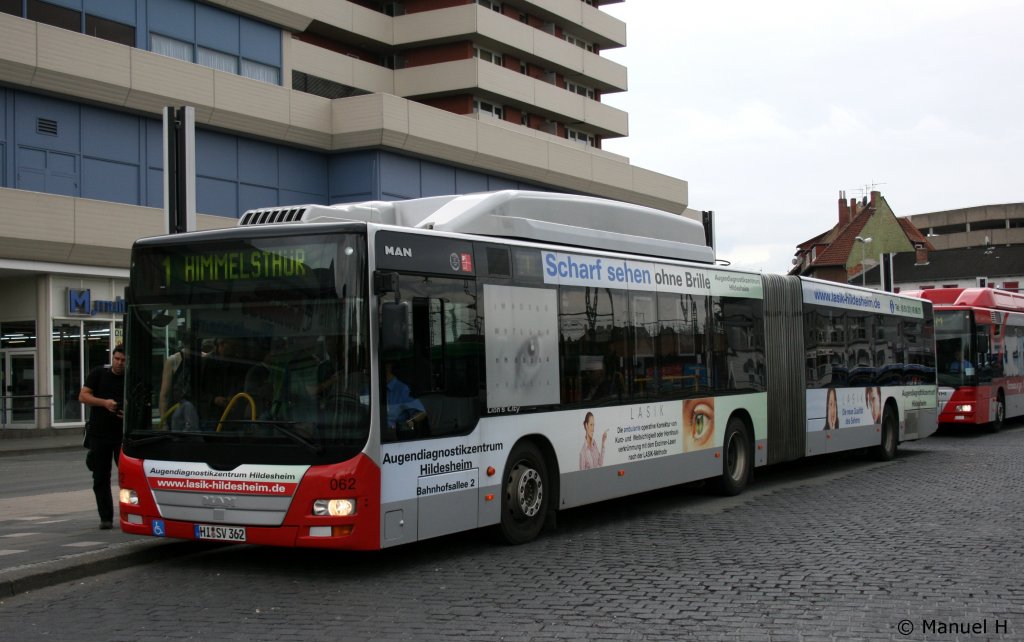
[1,426,1022,641]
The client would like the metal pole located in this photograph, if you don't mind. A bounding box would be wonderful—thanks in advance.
[855,236,872,288]
[861,244,867,287]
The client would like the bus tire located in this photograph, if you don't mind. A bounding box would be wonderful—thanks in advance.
[874,409,898,461]
[714,417,751,496]
[988,393,1005,433]
[497,441,549,545]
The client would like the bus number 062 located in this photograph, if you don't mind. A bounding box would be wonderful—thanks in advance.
[330,477,356,491]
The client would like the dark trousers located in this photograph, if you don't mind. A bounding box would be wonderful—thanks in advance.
[86,435,121,522]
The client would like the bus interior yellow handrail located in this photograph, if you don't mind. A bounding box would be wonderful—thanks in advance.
[216,392,257,432]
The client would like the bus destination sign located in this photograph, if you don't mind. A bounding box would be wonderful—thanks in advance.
[177,248,308,283]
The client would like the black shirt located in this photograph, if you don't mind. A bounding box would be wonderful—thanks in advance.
[85,365,125,438]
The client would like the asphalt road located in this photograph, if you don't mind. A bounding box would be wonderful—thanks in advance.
[1,426,1022,641]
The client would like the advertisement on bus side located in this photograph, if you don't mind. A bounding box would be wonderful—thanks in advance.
[806,385,937,432]
[801,280,925,319]
[541,251,764,299]
[379,393,767,504]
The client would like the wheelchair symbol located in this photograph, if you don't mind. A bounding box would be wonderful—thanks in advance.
[152,519,166,537]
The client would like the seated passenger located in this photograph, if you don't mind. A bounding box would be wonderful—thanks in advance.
[385,362,427,436]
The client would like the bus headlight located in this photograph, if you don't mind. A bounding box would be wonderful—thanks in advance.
[119,489,139,505]
[313,499,356,517]
[955,404,973,413]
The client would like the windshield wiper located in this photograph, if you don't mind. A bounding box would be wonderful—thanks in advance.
[126,432,188,446]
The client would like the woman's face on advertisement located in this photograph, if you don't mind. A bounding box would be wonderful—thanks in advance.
[867,387,881,422]
[827,390,838,426]
[584,413,595,438]
[683,398,714,451]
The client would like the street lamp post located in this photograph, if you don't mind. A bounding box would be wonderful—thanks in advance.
[855,236,872,287]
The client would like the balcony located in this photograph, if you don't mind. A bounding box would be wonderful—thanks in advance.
[395,58,627,137]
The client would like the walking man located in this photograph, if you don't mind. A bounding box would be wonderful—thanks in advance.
[79,344,126,529]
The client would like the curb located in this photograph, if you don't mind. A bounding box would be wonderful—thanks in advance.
[0,539,210,598]
[0,444,83,457]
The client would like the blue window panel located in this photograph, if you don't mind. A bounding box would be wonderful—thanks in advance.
[195,130,237,181]
[487,176,516,191]
[82,157,138,203]
[197,175,237,217]
[421,163,455,196]
[196,3,239,55]
[329,151,376,200]
[18,147,46,171]
[47,151,79,196]
[379,153,421,199]
[50,151,76,175]
[0,91,5,187]
[240,17,281,67]
[47,0,82,11]
[18,168,45,192]
[330,191,374,205]
[16,148,47,191]
[279,147,327,197]
[0,91,6,188]
[82,106,138,164]
[147,0,194,43]
[0,89,7,143]
[50,152,79,196]
[146,167,162,208]
[455,168,487,194]
[280,189,327,207]
[84,0,135,25]
[145,118,162,169]
[239,183,278,214]
[18,147,78,196]
[238,138,277,186]
[15,94,80,154]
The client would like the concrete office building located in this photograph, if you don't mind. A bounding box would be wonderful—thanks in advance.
[0,0,688,430]
[896,203,1024,292]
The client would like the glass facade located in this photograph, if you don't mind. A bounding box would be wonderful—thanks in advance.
[51,318,123,425]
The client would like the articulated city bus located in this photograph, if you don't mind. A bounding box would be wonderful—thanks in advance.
[118,191,937,549]
[904,287,1024,431]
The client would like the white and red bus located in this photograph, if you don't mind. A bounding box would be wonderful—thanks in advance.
[904,287,1024,431]
[117,191,937,549]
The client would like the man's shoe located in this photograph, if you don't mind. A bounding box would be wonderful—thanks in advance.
[100,521,113,530]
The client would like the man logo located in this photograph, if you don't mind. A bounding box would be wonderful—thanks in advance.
[201,495,236,508]
[384,246,413,257]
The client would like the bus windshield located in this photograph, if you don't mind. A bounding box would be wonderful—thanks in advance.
[122,231,370,465]
[934,309,974,386]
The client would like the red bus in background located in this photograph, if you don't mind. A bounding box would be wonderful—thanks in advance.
[905,287,1024,431]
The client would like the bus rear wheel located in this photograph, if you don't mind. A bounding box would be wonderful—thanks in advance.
[874,409,898,461]
[713,417,751,496]
[497,441,549,545]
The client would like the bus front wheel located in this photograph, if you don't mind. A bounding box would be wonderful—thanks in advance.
[713,417,751,496]
[987,393,1005,433]
[497,441,549,545]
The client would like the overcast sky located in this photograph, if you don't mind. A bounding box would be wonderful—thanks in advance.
[601,1,1024,274]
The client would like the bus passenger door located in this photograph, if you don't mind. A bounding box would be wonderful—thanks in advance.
[379,272,483,542]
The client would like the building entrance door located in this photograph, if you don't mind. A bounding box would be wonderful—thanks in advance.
[2,350,37,426]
